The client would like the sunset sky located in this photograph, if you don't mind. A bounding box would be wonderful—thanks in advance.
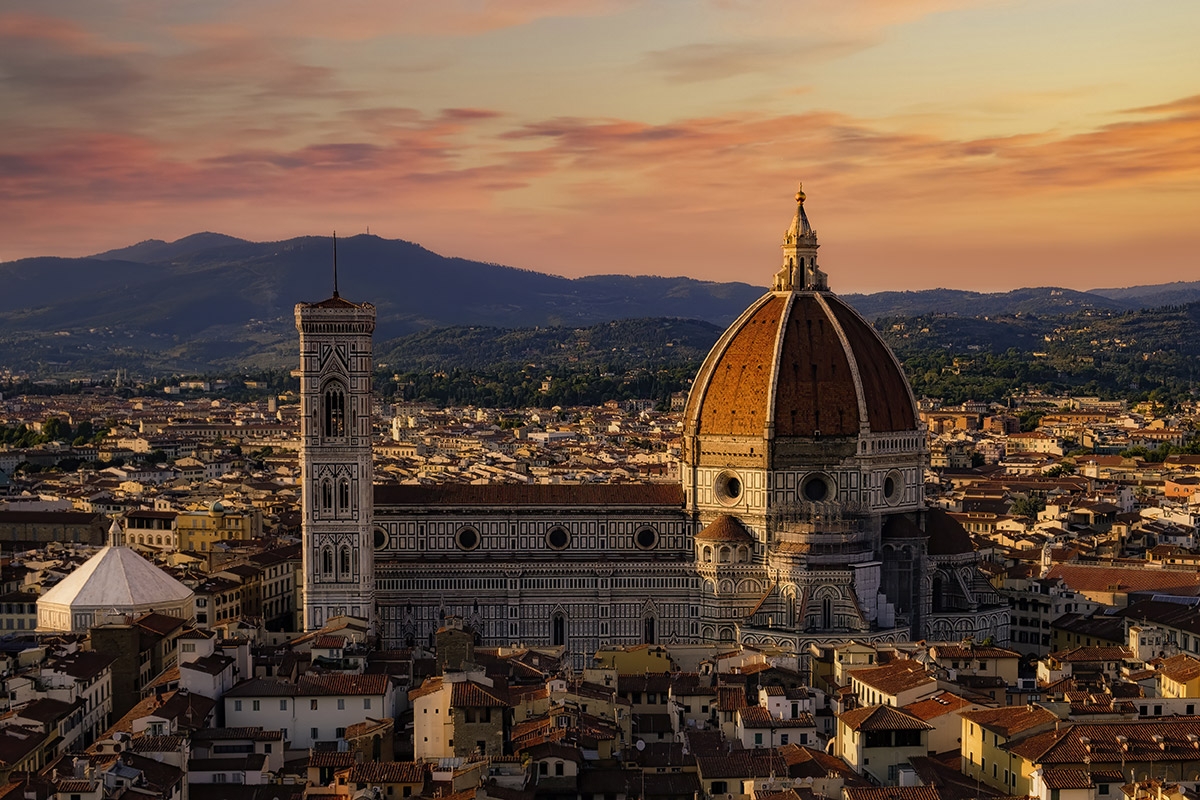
[2,0,1198,292]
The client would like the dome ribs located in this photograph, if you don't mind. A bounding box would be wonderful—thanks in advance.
[697,295,786,437]
[826,298,917,433]
[774,296,858,437]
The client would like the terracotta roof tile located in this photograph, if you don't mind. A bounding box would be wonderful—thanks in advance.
[344,761,426,784]
[1157,654,1200,684]
[961,705,1058,737]
[374,482,683,507]
[1046,564,1200,594]
[695,514,755,543]
[848,659,934,696]
[450,681,507,708]
[903,691,975,721]
[844,787,943,800]
[838,704,933,732]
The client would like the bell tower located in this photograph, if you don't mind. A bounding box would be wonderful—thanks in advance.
[295,274,376,632]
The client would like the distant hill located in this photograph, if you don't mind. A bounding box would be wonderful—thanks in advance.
[1088,280,1200,309]
[0,231,1194,378]
[842,287,1128,318]
[377,318,724,372]
[90,232,251,263]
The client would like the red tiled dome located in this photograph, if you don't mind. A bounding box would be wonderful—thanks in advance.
[684,290,917,441]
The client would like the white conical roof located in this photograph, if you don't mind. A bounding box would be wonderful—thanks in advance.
[40,545,193,608]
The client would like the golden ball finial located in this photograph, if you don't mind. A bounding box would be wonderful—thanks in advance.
[795,182,806,204]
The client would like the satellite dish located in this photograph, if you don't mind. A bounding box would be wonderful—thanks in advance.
[636,739,645,751]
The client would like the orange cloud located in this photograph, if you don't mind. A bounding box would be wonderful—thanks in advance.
[217,0,633,40]
[3,88,1199,291]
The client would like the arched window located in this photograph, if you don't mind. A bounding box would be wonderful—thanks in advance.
[323,384,346,439]
[338,478,351,513]
[822,597,833,630]
[320,479,333,511]
[321,547,333,575]
[719,546,731,563]
[737,546,750,563]
[702,546,713,563]
[552,613,565,647]
[642,615,657,645]
[340,545,351,577]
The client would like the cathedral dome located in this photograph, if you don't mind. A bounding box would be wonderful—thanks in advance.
[683,291,917,440]
[683,187,918,466]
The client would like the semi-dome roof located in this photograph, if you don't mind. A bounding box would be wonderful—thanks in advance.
[684,187,917,444]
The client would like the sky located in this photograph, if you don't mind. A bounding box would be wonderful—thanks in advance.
[1,0,1198,292]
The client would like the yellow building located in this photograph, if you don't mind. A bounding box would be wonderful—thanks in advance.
[176,501,262,552]
[960,705,1059,794]
[836,704,932,786]
[1158,654,1200,699]
[592,644,674,674]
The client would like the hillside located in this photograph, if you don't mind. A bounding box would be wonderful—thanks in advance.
[0,231,1195,379]
[377,318,723,372]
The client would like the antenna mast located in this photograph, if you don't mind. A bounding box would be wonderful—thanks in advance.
[332,231,340,298]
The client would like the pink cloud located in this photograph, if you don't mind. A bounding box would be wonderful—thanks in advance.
[219,0,632,40]
[2,92,1199,292]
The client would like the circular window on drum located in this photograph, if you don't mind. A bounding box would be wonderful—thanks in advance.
[635,527,658,550]
[884,470,903,506]
[546,526,570,550]
[372,527,388,550]
[801,474,832,502]
[714,470,743,506]
[455,526,480,551]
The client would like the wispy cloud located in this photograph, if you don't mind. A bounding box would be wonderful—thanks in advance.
[642,38,870,83]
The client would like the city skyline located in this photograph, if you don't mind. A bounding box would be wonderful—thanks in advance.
[2,0,1198,292]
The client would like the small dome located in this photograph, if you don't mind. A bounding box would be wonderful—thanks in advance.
[695,514,755,543]
[208,500,226,515]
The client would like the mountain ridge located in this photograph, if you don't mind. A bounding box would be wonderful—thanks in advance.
[0,231,1193,378]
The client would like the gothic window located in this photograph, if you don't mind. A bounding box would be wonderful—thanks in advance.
[321,547,333,575]
[643,615,657,645]
[323,383,347,439]
[337,478,351,513]
[320,479,333,511]
[822,596,833,630]
[340,545,351,577]
[552,613,565,647]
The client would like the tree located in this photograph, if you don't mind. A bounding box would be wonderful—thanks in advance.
[1009,495,1046,519]
[41,417,72,442]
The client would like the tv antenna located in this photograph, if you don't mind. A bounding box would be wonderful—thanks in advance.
[332,231,340,298]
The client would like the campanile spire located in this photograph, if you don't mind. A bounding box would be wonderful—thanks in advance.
[772,182,828,292]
